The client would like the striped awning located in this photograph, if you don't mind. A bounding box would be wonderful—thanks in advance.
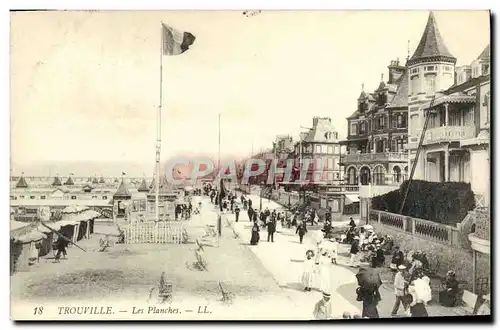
[423,94,475,110]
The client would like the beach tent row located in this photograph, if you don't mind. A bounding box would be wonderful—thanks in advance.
[10,206,101,275]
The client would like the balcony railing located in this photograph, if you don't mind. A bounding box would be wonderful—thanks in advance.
[13,214,39,222]
[342,152,408,164]
[369,210,459,246]
[423,126,475,145]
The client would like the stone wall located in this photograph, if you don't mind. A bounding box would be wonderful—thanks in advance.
[372,222,490,292]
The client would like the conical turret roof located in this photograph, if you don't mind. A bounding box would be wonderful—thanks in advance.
[64,176,74,185]
[99,176,105,184]
[52,175,62,186]
[92,177,99,184]
[113,179,131,197]
[137,178,149,192]
[408,12,456,66]
[15,175,29,188]
[149,175,174,194]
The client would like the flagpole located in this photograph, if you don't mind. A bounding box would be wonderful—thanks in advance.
[217,113,221,248]
[156,22,163,222]
[218,113,221,173]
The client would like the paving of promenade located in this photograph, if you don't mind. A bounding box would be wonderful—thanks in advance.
[225,195,362,318]
[224,194,468,319]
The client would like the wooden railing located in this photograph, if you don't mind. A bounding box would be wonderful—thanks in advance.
[423,125,475,145]
[369,209,459,246]
[326,185,359,192]
[343,152,408,163]
[13,214,39,222]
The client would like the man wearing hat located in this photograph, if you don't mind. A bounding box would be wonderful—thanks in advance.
[391,264,409,316]
[313,291,333,320]
[350,237,360,267]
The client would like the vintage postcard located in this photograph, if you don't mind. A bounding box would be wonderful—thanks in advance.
[10,10,491,321]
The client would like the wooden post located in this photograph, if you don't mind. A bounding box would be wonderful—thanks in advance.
[85,221,90,239]
[73,224,78,243]
[444,145,450,182]
[155,222,159,243]
[444,103,449,127]
[472,250,477,294]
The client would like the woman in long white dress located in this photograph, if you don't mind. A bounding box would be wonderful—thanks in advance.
[319,250,332,293]
[301,250,315,291]
[276,213,283,233]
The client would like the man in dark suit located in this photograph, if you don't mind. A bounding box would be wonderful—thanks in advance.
[235,206,240,222]
[267,218,276,243]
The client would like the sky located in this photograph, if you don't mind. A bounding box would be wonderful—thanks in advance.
[10,10,490,176]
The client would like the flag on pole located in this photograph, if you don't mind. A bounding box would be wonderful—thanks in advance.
[162,23,196,56]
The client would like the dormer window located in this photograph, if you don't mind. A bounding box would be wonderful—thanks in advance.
[482,64,490,76]
[358,101,368,112]
[377,93,387,106]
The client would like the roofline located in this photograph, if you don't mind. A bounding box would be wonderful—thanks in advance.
[407,55,456,67]
[445,74,490,94]
[10,199,112,207]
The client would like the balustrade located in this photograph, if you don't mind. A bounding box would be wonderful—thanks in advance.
[424,126,475,145]
[379,211,404,230]
[369,209,455,245]
[343,152,408,164]
[413,217,450,244]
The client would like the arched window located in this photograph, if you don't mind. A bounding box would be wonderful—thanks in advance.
[359,167,371,186]
[393,166,402,184]
[373,165,385,185]
[347,167,357,185]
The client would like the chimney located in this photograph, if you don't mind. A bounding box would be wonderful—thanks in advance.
[387,59,405,84]
[312,117,319,127]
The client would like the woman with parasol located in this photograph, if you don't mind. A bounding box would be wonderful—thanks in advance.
[356,267,382,318]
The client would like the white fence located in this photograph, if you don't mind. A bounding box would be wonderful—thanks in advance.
[124,222,183,244]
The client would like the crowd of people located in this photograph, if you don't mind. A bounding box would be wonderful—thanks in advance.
[200,183,490,319]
